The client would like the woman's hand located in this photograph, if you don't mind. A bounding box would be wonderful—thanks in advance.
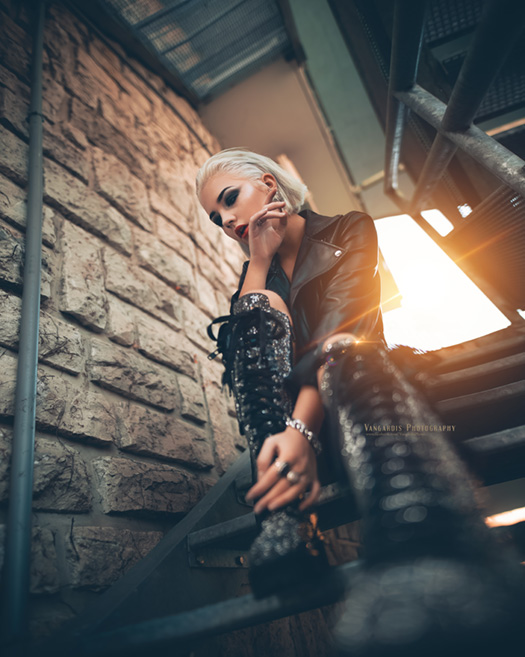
[245,426,321,513]
[247,188,287,261]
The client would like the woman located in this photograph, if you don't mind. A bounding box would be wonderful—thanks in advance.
[196,149,522,655]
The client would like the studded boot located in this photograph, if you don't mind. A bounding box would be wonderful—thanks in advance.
[208,292,328,597]
[317,338,523,657]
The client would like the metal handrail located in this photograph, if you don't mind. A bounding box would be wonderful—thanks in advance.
[384,0,525,213]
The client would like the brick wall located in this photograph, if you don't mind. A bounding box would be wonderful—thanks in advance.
[0,0,246,636]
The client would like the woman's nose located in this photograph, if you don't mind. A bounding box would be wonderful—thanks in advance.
[224,216,236,230]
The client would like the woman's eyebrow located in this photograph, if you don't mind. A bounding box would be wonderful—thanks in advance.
[209,186,232,221]
[217,186,231,203]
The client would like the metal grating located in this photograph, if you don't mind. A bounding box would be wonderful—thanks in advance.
[425,0,483,46]
[97,0,291,100]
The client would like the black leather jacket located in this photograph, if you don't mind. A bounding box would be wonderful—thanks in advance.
[230,208,385,373]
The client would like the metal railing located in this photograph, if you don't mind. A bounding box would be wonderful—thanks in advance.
[384,0,525,213]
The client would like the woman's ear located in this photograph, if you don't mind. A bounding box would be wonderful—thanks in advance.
[260,173,277,191]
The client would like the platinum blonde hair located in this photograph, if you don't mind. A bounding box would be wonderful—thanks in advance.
[195,148,308,214]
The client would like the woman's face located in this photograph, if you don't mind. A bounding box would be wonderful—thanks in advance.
[199,172,274,245]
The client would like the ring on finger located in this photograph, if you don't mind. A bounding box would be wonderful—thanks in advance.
[286,470,301,485]
[274,460,291,477]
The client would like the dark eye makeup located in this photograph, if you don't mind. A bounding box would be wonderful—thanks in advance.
[225,190,238,207]
[209,188,239,227]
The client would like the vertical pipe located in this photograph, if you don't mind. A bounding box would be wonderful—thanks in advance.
[0,0,46,645]
[384,0,428,209]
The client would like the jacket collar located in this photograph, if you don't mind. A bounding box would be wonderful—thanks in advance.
[298,208,342,237]
[290,208,346,306]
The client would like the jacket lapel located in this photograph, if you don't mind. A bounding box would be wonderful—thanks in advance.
[289,209,346,307]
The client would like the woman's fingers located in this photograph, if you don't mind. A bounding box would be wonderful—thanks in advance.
[264,187,277,205]
[256,435,277,475]
[298,479,321,511]
[265,479,310,512]
[246,460,280,501]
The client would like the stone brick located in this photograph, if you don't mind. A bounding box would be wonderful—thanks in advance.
[0,224,51,299]
[39,312,85,374]
[59,221,107,332]
[41,71,68,126]
[70,98,150,183]
[63,48,120,111]
[92,147,153,231]
[0,84,28,137]
[62,123,89,150]
[135,311,197,379]
[103,247,183,329]
[0,125,28,185]
[179,295,213,352]
[156,213,196,265]
[149,187,190,229]
[29,603,76,641]
[60,387,120,445]
[135,229,195,298]
[155,159,196,219]
[43,122,91,184]
[195,272,220,318]
[204,382,242,474]
[30,527,60,595]
[0,348,16,418]
[66,526,162,592]
[0,12,31,82]
[118,404,214,469]
[107,295,136,347]
[93,457,205,515]
[89,339,179,410]
[179,375,207,425]
[0,223,23,287]
[0,427,91,512]
[88,38,123,83]
[45,159,133,255]
[35,367,70,430]
[99,95,135,141]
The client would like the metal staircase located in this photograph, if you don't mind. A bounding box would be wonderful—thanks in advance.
[31,322,525,657]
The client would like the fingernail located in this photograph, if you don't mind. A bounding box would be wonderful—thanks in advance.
[254,504,263,514]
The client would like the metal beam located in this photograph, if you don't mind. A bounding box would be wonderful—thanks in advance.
[396,85,525,199]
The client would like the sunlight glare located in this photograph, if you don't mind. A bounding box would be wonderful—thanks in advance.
[374,214,511,351]
[420,209,454,236]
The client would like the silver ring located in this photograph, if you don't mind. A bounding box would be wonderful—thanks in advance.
[274,460,291,477]
[286,470,301,485]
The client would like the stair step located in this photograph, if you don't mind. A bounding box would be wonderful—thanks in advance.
[424,352,525,399]
[424,328,525,375]
[188,513,256,550]
[70,560,361,657]
[436,380,525,437]
[186,426,525,551]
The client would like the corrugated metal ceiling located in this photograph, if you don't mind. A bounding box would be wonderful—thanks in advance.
[97,0,293,101]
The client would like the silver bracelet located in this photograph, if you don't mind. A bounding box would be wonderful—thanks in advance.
[285,416,322,456]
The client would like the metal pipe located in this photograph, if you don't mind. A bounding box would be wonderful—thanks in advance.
[396,85,525,198]
[0,0,46,645]
[384,0,428,210]
[410,0,525,210]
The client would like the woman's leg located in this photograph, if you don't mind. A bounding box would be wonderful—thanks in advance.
[316,334,523,656]
[225,290,327,595]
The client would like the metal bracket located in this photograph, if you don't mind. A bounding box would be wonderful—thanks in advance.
[188,546,249,569]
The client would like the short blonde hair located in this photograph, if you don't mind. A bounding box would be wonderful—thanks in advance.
[196,148,308,214]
